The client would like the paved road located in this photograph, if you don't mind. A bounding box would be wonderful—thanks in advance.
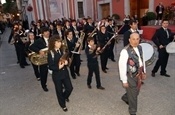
[0,28,175,115]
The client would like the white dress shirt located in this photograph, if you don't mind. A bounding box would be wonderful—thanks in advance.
[118,47,146,83]
[43,37,49,46]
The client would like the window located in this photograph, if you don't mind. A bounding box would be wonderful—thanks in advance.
[78,2,84,18]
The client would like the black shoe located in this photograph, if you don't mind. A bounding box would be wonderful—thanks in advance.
[72,76,76,79]
[97,86,105,90]
[24,63,30,66]
[102,70,107,73]
[141,81,144,85]
[20,65,25,68]
[111,59,116,62]
[151,72,155,77]
[62,107,68,112]
[43,87,49,92]
[105,67,109,70]
[130,114,136,115]
[65,98,69,102]
[161,73,170,77]
[87,85,92,89]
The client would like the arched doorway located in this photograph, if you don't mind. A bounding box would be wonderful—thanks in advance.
[130,0,149,19]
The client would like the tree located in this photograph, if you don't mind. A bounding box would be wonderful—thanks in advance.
[2,0,18,14]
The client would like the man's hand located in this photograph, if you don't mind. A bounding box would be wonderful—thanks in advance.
[122,83,129,88]
[159,45,164,49]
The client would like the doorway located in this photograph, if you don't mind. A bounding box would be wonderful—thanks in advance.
[100,3,110,18]
[130,0,149,18]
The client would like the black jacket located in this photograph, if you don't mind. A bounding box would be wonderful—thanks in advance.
[152,27,174,49]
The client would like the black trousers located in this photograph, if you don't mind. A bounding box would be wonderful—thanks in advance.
[109,41,115,60]
[39,64,48,89]
[16,44,28,66]
[31,63,40,78]
[52,75,73,108]
[100,50,109,70]
[87,63,101,88]
[156,13,163,20]
[14,43,20,62]
[70,54,81,78]
[122,76,139,114]
[152,48,169,74]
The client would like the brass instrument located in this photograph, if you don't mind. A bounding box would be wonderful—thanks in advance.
[77,31,85,53]
[29,48,48,66]
[61,38,68,53]
[88,27,97,37]
[58,51,69,65]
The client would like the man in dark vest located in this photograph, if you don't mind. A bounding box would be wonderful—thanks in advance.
[119,33,146,115]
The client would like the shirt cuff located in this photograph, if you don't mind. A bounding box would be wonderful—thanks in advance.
[122,80,128,83]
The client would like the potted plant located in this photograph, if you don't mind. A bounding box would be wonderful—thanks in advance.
[146,12,156,25]
[112,13,120,20]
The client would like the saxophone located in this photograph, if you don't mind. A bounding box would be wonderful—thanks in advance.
[29,48,48,66]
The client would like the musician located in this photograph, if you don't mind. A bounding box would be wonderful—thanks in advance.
[29,27,50,92]
[49,23,55,37]
[66,30,81,79]
[151,19,174,77]
[64,20,71,31]
[70,19,80,38]
[8,23,20,63]
[123,20,139,47]
[86,17,97,44]
[82,18,88,50]
[35,21,42,39]
[119,33,146,115]
[48,35,73,112]
[98,25,110,73]
[155,2,164,25]
[8,23,29,68]
[53,24,64,39]
[85,37,105,90]
[106,19,116,62]
[26,32,40,81]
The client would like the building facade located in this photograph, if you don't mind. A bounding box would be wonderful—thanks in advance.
[23,0,173,24]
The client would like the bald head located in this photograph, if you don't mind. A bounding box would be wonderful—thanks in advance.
[129,33,140,47]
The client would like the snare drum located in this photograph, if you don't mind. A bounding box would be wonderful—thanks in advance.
[139,42,155,66]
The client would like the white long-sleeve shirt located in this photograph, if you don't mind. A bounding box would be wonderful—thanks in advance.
[118,47,146,83]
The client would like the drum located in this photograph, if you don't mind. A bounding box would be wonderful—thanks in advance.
[166,42,175,53]
[139,42,155,66]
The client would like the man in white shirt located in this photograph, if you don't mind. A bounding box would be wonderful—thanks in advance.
[118,33,146,115]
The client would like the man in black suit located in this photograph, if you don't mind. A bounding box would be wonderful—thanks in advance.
[155,2,164,25]
[123,20,139,47]
[53,24,64,39]
[29,27,50,92]
[151,19,174,77]
[106,19,116,62]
